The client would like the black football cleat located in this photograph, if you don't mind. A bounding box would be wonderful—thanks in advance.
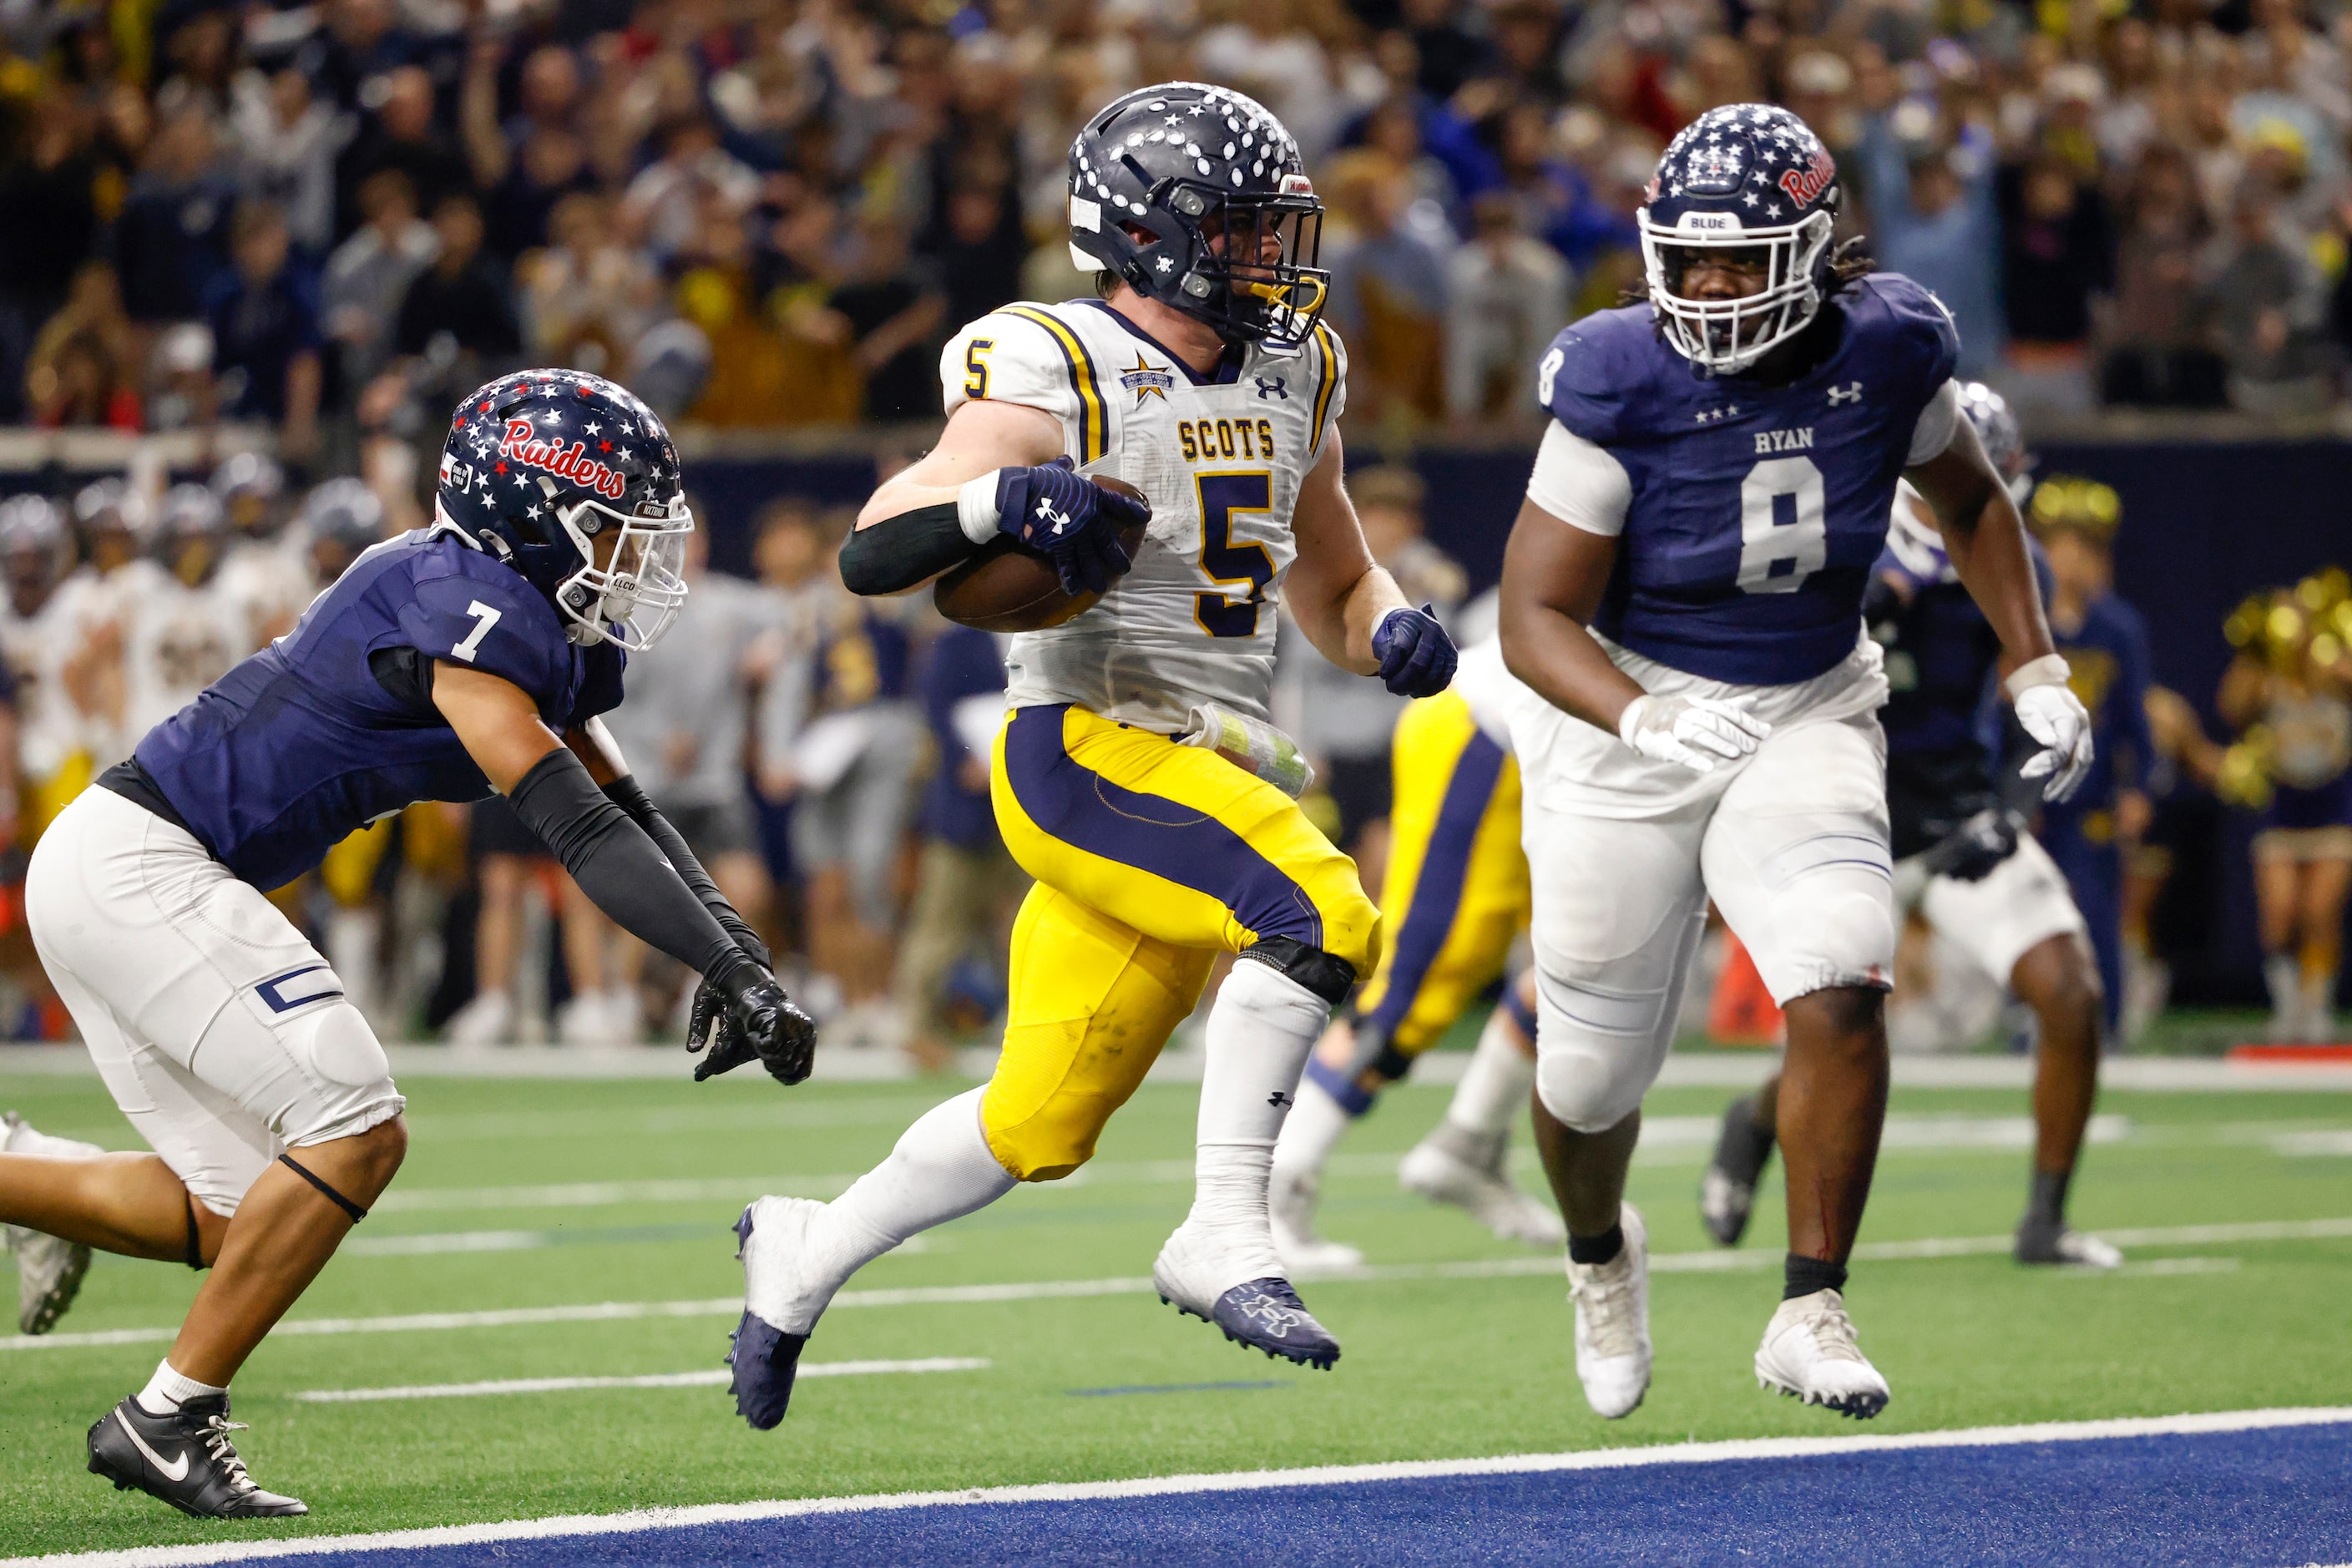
[1700,1095,1775,1247]
[88,1394,307,1518]
[728,1203,812,1429]
[726,1310,809,1430]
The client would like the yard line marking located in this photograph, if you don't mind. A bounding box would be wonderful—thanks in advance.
[13,1215,2349,1354]
[1066,1380,1287,1397]
[342,1227,928,1259]
[295,1358,989,1404]
[11,1405,2352,1567]
[366,1114,2137,1215]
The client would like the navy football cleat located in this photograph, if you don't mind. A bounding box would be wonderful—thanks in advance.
[1160,1277,1341,1370]
[87,1394,307,1518]
[728,1204,812,1429]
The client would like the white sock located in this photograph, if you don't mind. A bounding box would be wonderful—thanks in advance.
[1272,1072,1353,1182]
[807,1088,1014,1308]
[136,1358,225,1417]
[1185,960,1332,1267]
[1446,1003,1537,1139]
[2304,969,2339,1040]
[2266,953,2304,1038]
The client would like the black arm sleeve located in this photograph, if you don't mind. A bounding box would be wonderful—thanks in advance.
[837,502,983,596]
[507,748,743,978]
[602,773,767,964]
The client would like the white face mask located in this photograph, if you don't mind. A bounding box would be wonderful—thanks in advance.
[1638,209,1836,375]
[553,494,694,650]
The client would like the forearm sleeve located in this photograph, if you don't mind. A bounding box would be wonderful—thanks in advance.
[602,773,766,963]
[506,748,740,977]
[837,503,980,596]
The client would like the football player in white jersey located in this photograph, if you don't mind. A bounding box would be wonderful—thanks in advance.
[1500,108,2092,1421]
[124,484,247,743]
[210,453,315,653]
[0,496,99,841]
[722,82,1459,1428]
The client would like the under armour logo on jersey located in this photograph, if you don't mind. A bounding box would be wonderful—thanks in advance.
[1267,1090,1292,1108]
[1828,381,1864,405]
[1035,498,1072,535]
[1256,377,1288,400]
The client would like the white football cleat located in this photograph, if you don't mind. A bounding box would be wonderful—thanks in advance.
[729,1195,855,1429]
[1399,1135,1565,1248]
[444,989,514,1048]
[3,1110,99,1336]
[1567,1204,1651,1419]
[1269,1165,1364,1275]
[1755,1287,1889,1419]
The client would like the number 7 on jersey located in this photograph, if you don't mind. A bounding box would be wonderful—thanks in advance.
[450,600,503,664]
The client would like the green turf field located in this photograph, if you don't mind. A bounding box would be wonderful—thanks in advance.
[5,1049,2352,1560]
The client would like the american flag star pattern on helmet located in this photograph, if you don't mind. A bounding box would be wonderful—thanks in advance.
[434,370,695,652]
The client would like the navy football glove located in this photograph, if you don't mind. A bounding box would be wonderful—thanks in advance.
[994,458,1147,597]
[690,955,817,1087]
[1371,603,1458,697]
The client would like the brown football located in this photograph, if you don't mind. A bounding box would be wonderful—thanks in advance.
[933,475,1151,633]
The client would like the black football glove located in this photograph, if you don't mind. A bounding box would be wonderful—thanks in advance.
[993,457,1148,596]
[1371,603,1458,697]
[688,954,817,1087]
[1919,807,2023,883]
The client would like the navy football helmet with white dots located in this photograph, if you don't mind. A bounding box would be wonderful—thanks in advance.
[434,370,692,650]
[1065,82,1329,355]
[1640,104,1842,374]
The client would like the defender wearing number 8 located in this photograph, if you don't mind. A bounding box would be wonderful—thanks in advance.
[1499,104,2092,1422]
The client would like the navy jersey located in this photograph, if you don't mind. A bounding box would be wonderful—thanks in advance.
[132,531,625,890]
[2040,592,2153,838]
[1540,273,1959,685]
[1874,543,2054,857]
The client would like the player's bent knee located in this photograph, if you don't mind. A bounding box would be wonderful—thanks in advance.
[279,1002,407,1148]
[1763,883,1897,1001]
[1241,935,1358,1007]
[1535,1046,1648,1134]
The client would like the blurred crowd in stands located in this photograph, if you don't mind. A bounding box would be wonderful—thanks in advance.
[0,0,2348,1057]
[18,0,2352,448]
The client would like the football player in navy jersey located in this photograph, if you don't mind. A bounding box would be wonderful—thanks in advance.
[0,371,814,1519]
[1700,384,2122,1272]
[1495,107,2092,1421]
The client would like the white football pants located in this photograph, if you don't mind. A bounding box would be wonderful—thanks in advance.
[27,787,405,1216]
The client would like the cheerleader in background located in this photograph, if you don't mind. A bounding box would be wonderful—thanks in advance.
[2219,574,2352,1044]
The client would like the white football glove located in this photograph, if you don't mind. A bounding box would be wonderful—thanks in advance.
[1617,693,1772,773]
[2015,680,2094,802]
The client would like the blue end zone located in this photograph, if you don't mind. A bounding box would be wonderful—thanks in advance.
[278,1421,2352,1568]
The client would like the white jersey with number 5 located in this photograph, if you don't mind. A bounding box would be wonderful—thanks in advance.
[939,299,1346,734]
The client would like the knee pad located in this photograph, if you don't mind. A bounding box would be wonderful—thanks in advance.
[1530,969,1673,1133]
[1240,936,1356,1007]
[1755,878,1897,1002]
[280,1002,402,1145]
[1535,1040,1652,1134]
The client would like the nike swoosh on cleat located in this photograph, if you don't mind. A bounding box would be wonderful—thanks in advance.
[115,1414,190,1482]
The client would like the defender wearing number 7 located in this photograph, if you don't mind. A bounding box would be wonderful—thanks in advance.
[1497,104,2092,1423]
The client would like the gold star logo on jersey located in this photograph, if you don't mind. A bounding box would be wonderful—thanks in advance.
[1118,354,1176,407]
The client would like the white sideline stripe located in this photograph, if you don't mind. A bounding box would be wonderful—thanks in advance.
[11,1404,2352,1567]
[14,1213,2352,1356]
[294,1358,989,1404]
